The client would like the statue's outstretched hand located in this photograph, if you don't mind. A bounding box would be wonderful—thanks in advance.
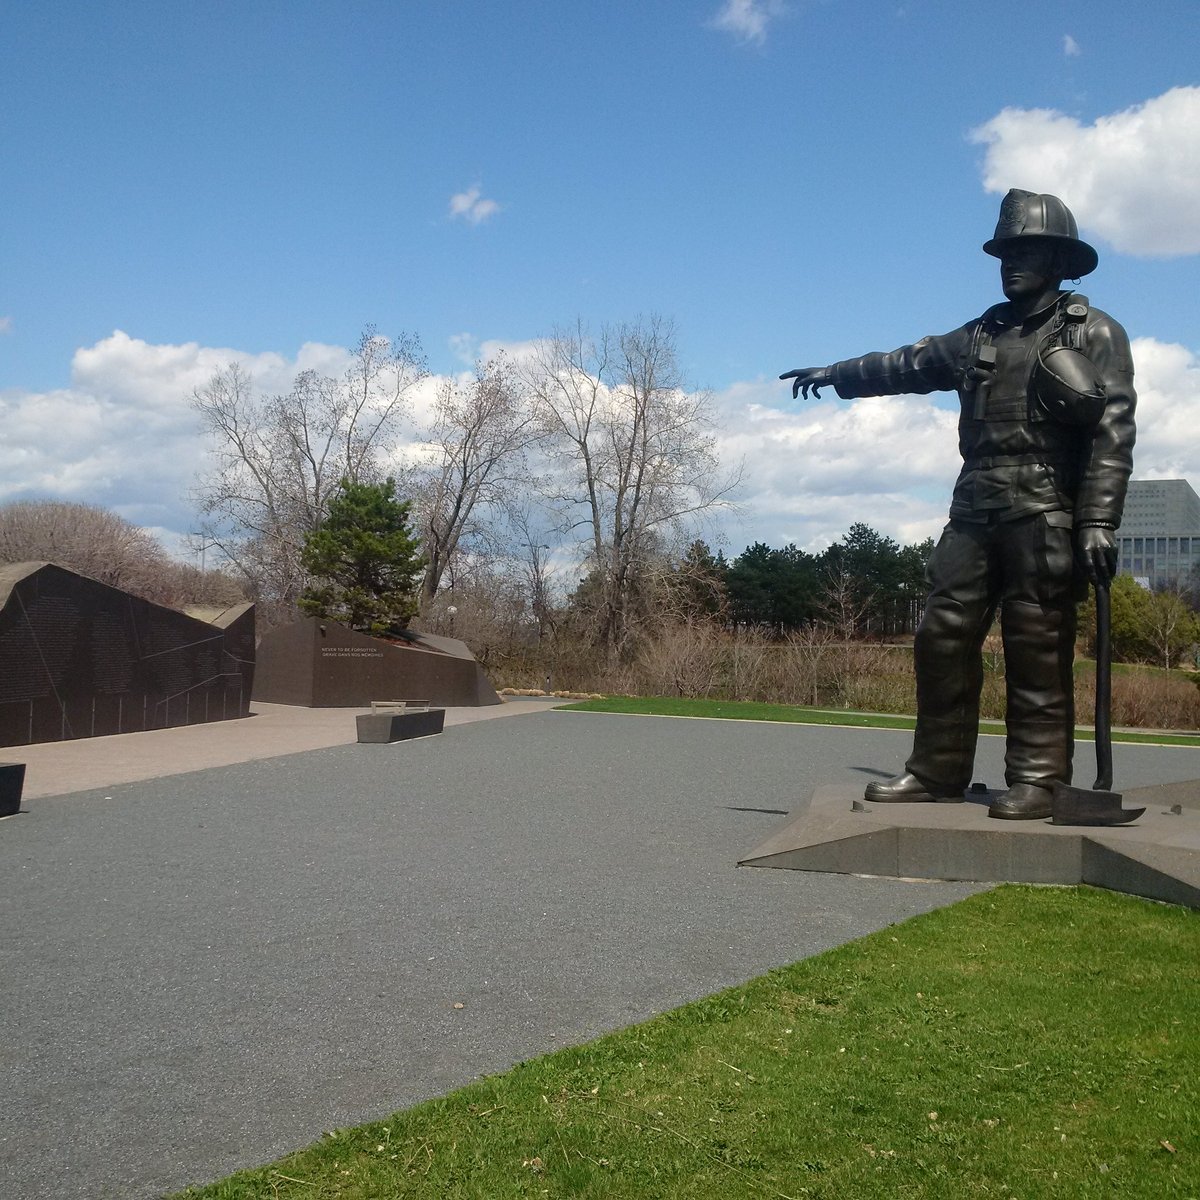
[779,367,833,400]
[1076,526,1118,586]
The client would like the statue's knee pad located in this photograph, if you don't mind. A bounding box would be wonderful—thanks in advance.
[914,598,971,667]
[916,596,967,644]
[1003,598,1074,638]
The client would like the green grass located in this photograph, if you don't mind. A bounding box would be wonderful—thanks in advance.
[557,695,1200,747]
[562,694,924,730]
[172,887,1198,1200]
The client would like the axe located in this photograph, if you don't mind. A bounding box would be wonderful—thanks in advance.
[1051,578,1145,825]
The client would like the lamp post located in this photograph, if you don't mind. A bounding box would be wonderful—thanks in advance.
[188,533,218,605]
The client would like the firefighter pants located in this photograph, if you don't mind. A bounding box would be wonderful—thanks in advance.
[906,512,1082,792]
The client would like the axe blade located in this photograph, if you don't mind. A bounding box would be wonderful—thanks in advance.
[1051,782,1145,826]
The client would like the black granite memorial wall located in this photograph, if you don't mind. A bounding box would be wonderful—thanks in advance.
[0,562,255,747]
[253,617,499,708]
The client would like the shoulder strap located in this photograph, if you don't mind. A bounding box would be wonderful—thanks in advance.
[1055,293,1089,351]
[966,304,1005,369]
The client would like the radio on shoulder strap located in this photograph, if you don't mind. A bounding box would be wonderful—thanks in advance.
[1057,293,1089,351]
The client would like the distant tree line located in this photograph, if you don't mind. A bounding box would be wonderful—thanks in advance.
[718,524,934,638]
[628,526,934,641]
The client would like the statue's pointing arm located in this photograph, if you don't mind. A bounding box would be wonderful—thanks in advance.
[781,329,970,401]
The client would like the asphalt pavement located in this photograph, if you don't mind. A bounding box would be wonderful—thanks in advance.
[4,708,1200,1199]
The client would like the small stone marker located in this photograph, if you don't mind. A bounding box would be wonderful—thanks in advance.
[0,762,26,817]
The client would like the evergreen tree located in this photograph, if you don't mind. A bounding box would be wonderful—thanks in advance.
[299,478,425,635]
[726,542,819,632]
[820,523,904,636]
[727,528,932,638]
[896,538,934,634]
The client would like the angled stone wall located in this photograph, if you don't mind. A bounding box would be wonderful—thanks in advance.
[0,562,255,747]
[253,617,500,708]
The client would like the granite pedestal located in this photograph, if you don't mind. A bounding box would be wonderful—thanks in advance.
[741,780,1200,908]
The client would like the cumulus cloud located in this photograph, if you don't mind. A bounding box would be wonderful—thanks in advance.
[448,332,478,364]
[1126,337,1200,481]
[712,337,1200,552]
[476,335,543,364]
[447,332,544,370]
[5,331,1197,560]
[1063,34,1081,57]
[972,86,1200,256]
[449,184,501,225]
[713,379,960,550]
[0,332,384,540]
[708,0,783,45]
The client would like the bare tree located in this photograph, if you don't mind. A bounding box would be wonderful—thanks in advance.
[413,353,537,610]
[190,329,426,623]
[788,621,840,708]
[0,499,245,609]
[0,499,164,588]
[506,500,559,642]
[817,560,873,643]
[1143,585,1200,670]
[522,315,741,658]
[418,555,531,670]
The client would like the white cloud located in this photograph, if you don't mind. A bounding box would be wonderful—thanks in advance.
[449,184,501,225]
[0,332,388,538]
[713,379,960,550]
[399,372,445,435]
[708,0,783,45]
[1063,34,1081,57]
[5,332,1197,559]
[713,339,1200,552]
[1125,337,1200,482]
[971,86,1200,256]
[0,316,12,334]
[476,336,543,364]
[447,331,545,369]
[448,332,478,364]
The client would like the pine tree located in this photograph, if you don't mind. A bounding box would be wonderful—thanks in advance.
[299,478,425,635]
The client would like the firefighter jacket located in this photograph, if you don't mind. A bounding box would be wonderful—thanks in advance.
[828,292,1137,529]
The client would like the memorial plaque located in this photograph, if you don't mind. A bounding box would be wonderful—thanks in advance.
[254,617,500,708]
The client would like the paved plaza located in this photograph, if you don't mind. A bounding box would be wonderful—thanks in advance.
[3,704,1199,1199]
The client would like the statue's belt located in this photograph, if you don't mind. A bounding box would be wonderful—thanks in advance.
[964,454,1070,469]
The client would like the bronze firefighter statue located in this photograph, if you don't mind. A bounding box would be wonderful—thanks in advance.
[781,189,1136,820]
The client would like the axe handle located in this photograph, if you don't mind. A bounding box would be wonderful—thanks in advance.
[1094,579,1113,791]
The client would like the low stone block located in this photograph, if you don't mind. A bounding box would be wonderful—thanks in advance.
[356,709,445,744]
[0,762,26,817]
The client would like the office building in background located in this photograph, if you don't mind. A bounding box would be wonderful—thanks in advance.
[1116,479,1200,590]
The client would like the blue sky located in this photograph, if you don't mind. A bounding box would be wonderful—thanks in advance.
[3,0,1199,559]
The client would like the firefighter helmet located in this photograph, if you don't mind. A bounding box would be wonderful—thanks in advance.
[983,189,1098,279]
[1033,344,1106,426]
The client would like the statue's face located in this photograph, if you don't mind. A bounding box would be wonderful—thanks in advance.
[999,241,1062,302]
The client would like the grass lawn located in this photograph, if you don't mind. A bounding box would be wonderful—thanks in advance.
[557,695,1200,747]
[172,886,1198,1199]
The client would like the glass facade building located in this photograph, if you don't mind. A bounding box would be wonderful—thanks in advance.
[1115,479,1200,589]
